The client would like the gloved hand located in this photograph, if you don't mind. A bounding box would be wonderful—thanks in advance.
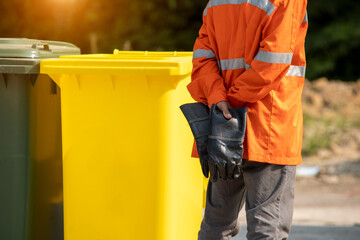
[207,104,247,182]
[180,102,210,178]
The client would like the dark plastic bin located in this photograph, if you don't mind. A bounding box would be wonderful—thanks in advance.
[0,38,80,240]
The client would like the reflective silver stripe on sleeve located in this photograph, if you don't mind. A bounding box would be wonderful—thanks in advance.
[286,65,306,77]
[249,0,276,16]
[254,50,293,64]
[193,49,216,59]
[302,11,308,23]
[219,58,246,70]
[204,0,275,16]
[217,58,305,76]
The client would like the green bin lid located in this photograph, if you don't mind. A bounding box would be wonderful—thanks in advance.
[0,38,80,58]
[0,38,80,74]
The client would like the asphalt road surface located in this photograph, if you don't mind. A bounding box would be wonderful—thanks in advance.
[232,225,360,240]
[231,172,360,240]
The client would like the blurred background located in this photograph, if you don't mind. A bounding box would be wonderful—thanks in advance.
[1,0,359,81]
[1,0,359,235]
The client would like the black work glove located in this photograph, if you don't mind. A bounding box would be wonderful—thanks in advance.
[207,104,247,182]
[180,102,210,178]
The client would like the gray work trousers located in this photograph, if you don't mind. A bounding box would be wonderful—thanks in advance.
[198,160,297,240]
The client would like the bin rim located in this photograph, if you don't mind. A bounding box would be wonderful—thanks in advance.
[0,58,41,74]
[40,52,193,76]
[59,50,193,59]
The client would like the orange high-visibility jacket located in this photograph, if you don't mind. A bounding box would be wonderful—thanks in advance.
[188,0,308,165]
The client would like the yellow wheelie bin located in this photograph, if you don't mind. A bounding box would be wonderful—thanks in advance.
[40,51,203,240]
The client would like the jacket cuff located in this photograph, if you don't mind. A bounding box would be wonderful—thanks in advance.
[187,82,208,104]
[207,89,228,107]
[228,92,246,108]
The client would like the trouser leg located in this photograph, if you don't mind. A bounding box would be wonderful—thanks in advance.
[198,160,296,240]
[198,177,246,240]
[243,161,296,240]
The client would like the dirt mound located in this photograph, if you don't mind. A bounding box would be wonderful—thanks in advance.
[302,78,360,169]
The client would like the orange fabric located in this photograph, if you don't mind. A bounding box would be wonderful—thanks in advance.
[188,0,308,165]
[192,140,199,158]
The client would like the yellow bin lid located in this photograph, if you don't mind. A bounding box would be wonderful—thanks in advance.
[40,50,193,76]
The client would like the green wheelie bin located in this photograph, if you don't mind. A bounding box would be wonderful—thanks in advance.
[0,38,80,240]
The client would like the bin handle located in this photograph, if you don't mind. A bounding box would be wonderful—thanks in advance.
[41,40,78,49]
[31,43,51,51]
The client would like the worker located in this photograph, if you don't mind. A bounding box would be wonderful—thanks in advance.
[187,0,308,239]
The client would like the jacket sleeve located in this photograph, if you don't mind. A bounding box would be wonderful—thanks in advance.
[228,1,304,107]
[187,13,228,107]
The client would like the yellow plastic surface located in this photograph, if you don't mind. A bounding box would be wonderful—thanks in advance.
[59,50,193,59]
[41,51,203,240]
[203,177,209,209]
[41,51,193,77]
